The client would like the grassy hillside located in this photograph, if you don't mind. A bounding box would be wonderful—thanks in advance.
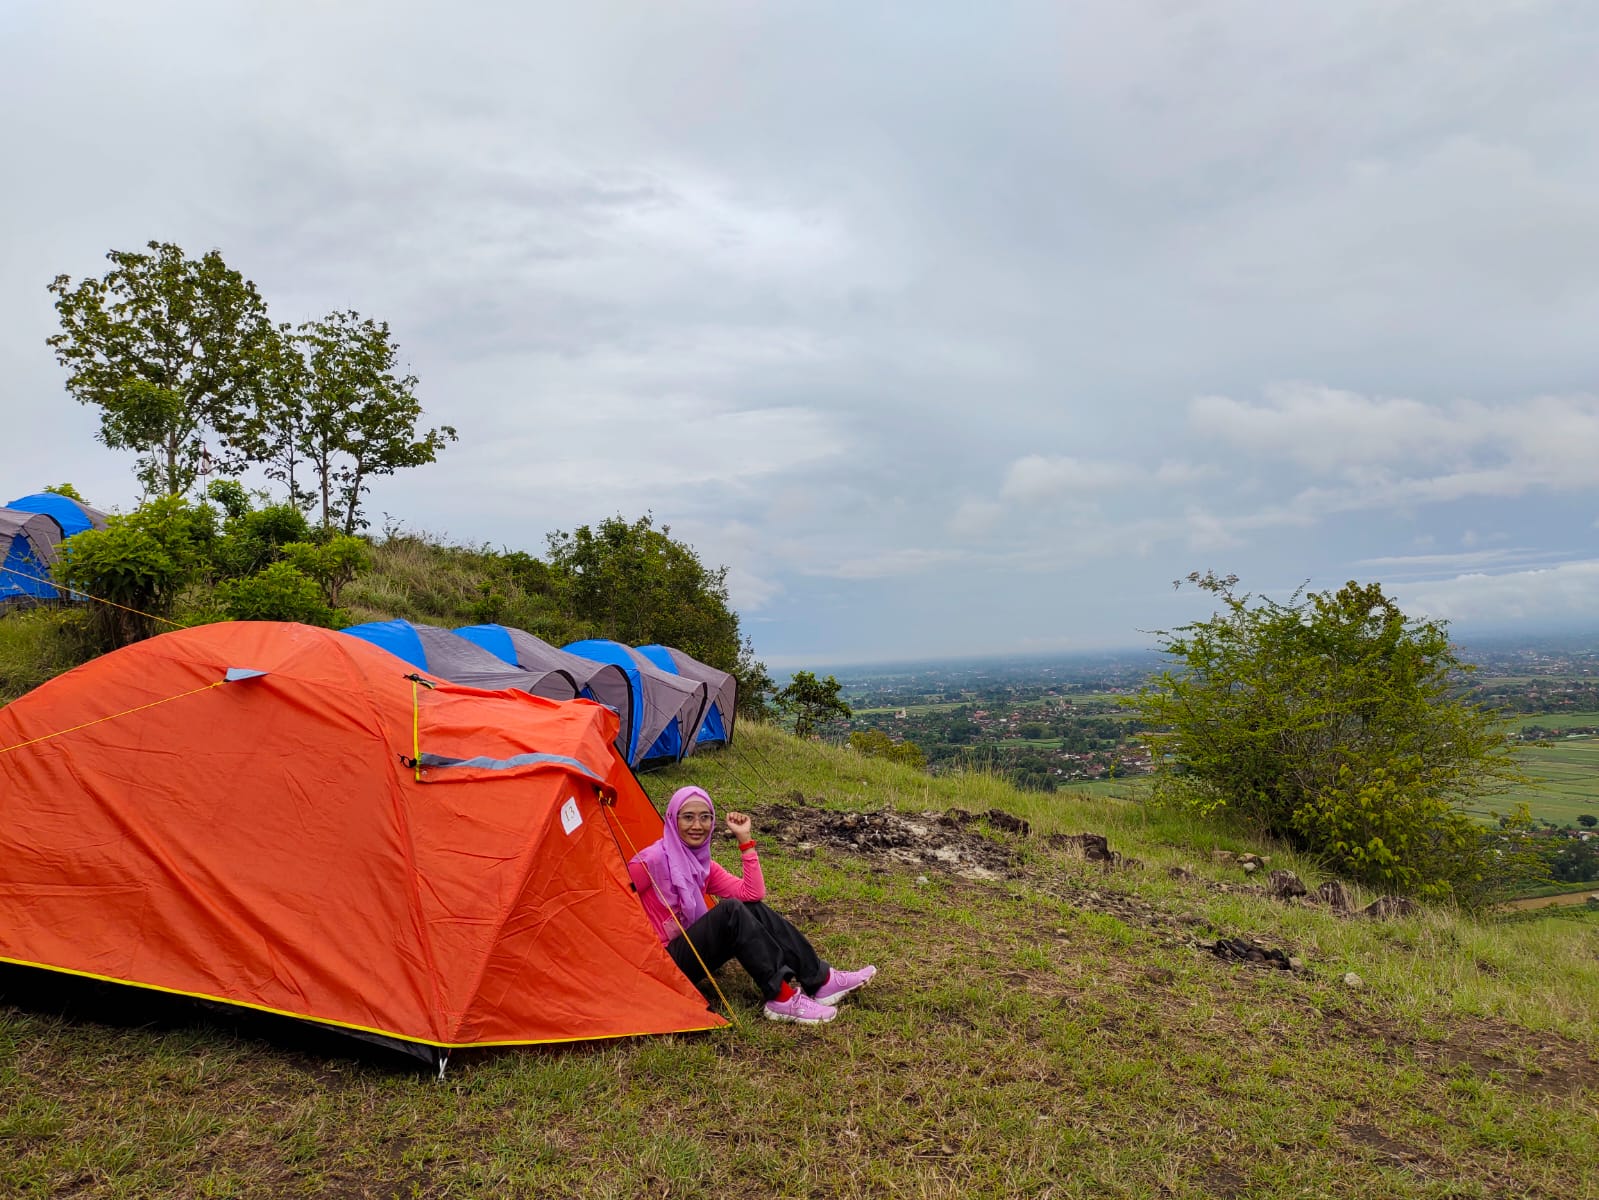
[4,724,1597,1199]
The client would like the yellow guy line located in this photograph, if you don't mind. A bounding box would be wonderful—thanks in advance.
[0,563,187,630]
[0,681,225,757]
[600,804,740,1027]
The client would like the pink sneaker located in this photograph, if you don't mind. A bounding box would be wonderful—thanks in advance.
[762,991,837,1025]
[812,965,877,1004]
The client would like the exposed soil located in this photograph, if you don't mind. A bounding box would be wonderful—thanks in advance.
[1324,1007,1599,1101]
[756,798,1020,880]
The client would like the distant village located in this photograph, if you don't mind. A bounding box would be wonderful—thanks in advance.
[814,640,1599,801]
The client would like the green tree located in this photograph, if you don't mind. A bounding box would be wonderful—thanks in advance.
[546,515,733,656]
[1132,573,1523,901]
[227,323,317,511]
[544,514,774,714]
[47,242,274,496]
[1579,814,1597,829]
[778,670,852,738]
[1547,836,1599,883]
[280,536,370,608]
[291,311,456,532]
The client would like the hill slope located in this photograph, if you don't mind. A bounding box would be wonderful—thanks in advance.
[3,725,1597,1198]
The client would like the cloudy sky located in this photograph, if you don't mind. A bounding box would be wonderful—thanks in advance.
[4,1,1598,665]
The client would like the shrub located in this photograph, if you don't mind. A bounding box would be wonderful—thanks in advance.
[1133,574,1526,902]
[53,496,217,650]
[850,729,927,770]
[216,562,334,626]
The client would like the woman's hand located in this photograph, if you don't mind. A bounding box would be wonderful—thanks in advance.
[725,811,754,843]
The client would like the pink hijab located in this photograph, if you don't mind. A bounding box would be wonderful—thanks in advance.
[634,786,715,925]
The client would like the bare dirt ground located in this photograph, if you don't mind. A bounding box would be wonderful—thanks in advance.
[757,796,1021,880]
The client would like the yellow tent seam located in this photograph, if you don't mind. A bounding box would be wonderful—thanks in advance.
[0,955,722,1048]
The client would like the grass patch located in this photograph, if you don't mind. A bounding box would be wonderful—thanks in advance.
[5,723,1598,1197]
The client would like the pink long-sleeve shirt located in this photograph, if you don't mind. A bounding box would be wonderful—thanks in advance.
[627,844,765,946]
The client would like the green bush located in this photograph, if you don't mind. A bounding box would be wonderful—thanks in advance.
[211,501,313,579]
[216,562,334,626]
[280,536,369,607]
[53,496,217,651]
[1133,574,1527,903]
[850,729,927,770]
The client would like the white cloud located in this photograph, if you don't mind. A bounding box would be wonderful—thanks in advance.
[1195,387,1599,518]
[725,565,782,612]
[8,2,1599,660]
[947,498,1004,540]
[817,548,966,581]
[1356,548,1548,572]
[1399,560,1599,626]
[1000,455,1139,502]
[1154,460,1223,486]
[1190,384,1469,472]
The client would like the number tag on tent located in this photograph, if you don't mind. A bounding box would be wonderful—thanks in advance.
[560,797,582,835]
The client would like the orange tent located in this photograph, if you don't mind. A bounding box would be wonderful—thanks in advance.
[0,621,724,1067]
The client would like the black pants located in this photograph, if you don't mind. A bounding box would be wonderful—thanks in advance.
[667,900,829,1003]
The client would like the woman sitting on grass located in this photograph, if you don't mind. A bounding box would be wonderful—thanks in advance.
[628,786,876,1025]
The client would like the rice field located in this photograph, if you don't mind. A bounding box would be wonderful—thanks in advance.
[1462,732,1599,826]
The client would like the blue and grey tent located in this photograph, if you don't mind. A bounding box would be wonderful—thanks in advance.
[0,509,65,606]
[637,645,737,749]
[340,620,580,701]
[455,624,636,761]
[0,493,109,606]
[5,492,109,540]
[563,640,709,768]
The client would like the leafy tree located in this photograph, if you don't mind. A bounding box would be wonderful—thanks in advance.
[544,514,777,714]
[1579,814,1597,829]
[1547,836,1599,883]
[43,483,86,502]
[227,323,318,512]
[547,515,734,656]
[1133,573,1523,901]
[290,311,456,532]
[47,242,274,495]
[778,670,852,738]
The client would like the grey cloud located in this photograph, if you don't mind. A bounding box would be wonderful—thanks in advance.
[6,1,1599,660]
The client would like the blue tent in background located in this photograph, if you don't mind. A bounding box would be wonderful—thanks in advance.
[563,640,709,768]
[5,493,108,539]
[0,493,109,607]
[637,645,737,749]
[340,619,580,701]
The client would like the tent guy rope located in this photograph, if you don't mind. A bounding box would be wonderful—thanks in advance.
[0,680,225,757]
[0,562,188,630]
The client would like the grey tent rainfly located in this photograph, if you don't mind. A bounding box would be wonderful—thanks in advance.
[454,624,637,761]
[638,644,737,749]
[337,621,720,770]
[562,639,709,768]
[337,619,580,701]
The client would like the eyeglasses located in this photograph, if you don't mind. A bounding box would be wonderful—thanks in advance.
[677,813,715,826]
